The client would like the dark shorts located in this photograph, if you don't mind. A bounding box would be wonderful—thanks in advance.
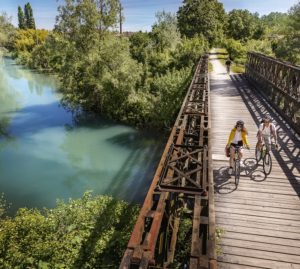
[231,140,243,147]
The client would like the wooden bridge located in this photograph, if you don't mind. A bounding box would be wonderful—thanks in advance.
[120,51,300,269]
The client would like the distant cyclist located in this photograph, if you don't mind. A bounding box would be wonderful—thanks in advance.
[225,58,232,74]
[226,120,250,174]
[256,115,278,151]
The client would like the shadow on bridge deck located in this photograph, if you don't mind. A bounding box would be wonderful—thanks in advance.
[210,56,300,269]
[230,73,300,198]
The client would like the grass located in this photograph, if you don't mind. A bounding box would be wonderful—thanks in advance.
[213,48,245,73]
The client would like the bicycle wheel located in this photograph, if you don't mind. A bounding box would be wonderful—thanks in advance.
[255,146,262,162]
[235,160,240,187]
[263,152,272,175]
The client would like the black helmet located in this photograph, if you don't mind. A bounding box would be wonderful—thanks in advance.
[262,115,271,122]
[236,120,244,127]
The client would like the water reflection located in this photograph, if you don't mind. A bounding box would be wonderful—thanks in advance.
[0,57,164,214]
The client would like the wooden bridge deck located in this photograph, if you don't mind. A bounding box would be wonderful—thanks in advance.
[210,54,300,269]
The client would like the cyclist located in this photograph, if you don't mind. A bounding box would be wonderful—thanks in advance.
[226,120,250,174]
[225,58,232,74]
[256,115,278,152]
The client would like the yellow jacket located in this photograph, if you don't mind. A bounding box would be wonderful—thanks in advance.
[227,128,250,147]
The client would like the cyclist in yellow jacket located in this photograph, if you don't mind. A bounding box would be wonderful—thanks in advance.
[226,120,250,174]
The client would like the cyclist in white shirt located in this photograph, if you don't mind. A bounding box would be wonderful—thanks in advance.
[257,115,278,151]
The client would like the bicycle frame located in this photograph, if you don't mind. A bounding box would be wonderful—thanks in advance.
[232,145,243,187]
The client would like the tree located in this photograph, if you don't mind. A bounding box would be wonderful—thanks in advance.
[151,11,181,52]
[224,38,246,61]
[17,6,25,29]
[274,1,300,64]
[24,2,36,29]
[261,12,289,35]
[129,31,151,63]
[227,9,264,41]
[0,13,15,50]
[177,0,226,45]
[55,0,121,40]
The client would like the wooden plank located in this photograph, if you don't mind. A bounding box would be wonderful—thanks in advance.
[216,211,300,227]
[217,262,264,269]
[191,196,202,257]
[216,207,300,221]
[219,237,300,256]
[215,202,300,216]
[221,245,300,264]
[215,196,300,208]
[215,198,300,210]
[218,224,300,241]
[221,232,300,248]
[216,218,300,234]
[218,253,300,269]
[215,191,299,203]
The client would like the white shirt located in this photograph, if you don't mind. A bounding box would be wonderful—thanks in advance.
[232,130,242,144]
[259,123,276,136]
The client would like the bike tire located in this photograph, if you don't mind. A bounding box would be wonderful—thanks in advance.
[263,152,272,175]
[235,160,240,187]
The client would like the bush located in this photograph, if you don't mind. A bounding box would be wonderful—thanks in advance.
[223,38,246,61]
[150,67,192,128]
[0,192,139,268]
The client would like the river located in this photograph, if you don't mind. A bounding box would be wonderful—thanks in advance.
[0,57,164,214]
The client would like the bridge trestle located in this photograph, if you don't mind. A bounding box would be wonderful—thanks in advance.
[119,55,217,269]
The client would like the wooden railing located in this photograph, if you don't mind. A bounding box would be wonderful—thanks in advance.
[245,52,300,133]
[119,55,216,269]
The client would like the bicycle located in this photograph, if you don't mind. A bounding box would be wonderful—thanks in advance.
[232,145,243,187]
[255,141,276,175]
[226,64,230,74]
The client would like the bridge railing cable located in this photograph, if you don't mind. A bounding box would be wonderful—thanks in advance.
[245,51,300,134]
[119,54,216,269]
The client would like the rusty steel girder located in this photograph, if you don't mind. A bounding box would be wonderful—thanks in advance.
[119,55,216,269]
[245,52,300,134]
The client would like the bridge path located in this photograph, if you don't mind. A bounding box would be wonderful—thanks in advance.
[210,52,300,269]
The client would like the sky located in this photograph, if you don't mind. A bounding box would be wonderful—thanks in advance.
[1,0,299,32]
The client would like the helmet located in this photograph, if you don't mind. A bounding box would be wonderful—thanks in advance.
[263,115,271,122]
[236,120,244,127]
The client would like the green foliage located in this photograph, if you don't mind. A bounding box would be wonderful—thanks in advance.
[261,12,289,35]
[169,218,192,268]
[151,11,181,52]
[177,0,226,45]
[216,226,225,256]
[11,0,206,129]
[273,2,300,65]
[14,29,48,53]
[0,192,139,268]
[245,39,274,56]
[56,0,121,39]
[129,31,151,63]
[13,29,49,66]
[171,35,209,69]
[223,38,246,61]
[18,3,36,30]
[227,9,264,41]
[150,67,192,127]
[0,13,15,50]
[24,2,36,29]
[59,34,142,116]
[17,6,26,29]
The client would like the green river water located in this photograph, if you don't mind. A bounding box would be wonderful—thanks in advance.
[0,57,164,214]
